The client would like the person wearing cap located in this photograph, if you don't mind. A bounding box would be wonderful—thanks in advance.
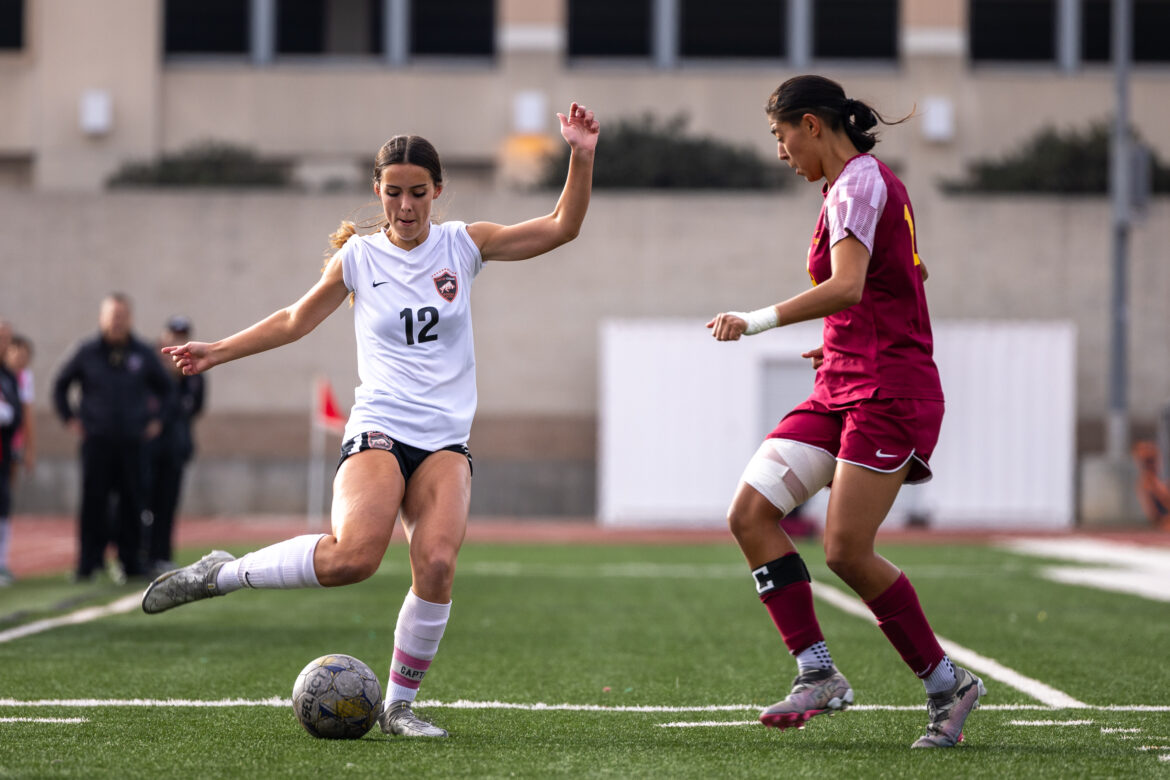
[143,315,206,577]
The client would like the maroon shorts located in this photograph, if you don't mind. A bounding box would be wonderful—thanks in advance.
[767,397,944,484]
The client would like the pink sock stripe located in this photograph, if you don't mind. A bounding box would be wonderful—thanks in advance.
[390,670,422,689]
[393,648,432,671]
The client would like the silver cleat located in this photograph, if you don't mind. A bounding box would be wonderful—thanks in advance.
[911,666,987,748]
[379,700,448,738]
[141,550,235,615]
[759,666,854,730]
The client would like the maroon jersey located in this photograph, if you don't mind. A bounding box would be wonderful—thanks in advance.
[806,154,943,407]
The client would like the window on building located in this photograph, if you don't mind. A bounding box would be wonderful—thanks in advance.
[969,0,1056,61]
[165,0,250,54]
[813,0,897,59]
[276,0,383,55]
[0,0,22,49]
[680,0,786,58]
[1083,0,1170,63]
[412,0,494,56]
[568,0,652,57]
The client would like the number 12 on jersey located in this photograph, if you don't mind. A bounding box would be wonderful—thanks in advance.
[400,306,439,345]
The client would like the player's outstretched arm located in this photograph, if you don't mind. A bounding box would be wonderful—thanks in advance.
[468,102,599,263]
[706,237,870,341]
[162,255,350,376]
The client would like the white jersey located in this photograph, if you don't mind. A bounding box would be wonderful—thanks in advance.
[337,220,483,449]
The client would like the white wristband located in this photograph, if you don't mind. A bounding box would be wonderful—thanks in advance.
[730,306,779,336]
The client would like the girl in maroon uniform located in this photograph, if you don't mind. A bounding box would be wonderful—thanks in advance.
[707,75,984,748]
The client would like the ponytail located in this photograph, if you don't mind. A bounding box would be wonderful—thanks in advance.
[324,219,359,306]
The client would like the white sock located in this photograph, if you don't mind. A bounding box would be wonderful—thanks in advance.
[923,655,957,695]
[215,534,326,593]
[0,518,10,569]
[388,589,451,704]
[795,640,835,673]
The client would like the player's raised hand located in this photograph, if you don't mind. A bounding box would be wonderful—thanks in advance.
[557,103,600,153]
[161,341,215,376]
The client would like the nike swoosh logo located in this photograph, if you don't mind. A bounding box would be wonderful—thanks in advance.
[372,280,389,287]
[875,449,900,459]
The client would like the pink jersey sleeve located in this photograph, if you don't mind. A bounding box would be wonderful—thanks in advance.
[825,156,887,254]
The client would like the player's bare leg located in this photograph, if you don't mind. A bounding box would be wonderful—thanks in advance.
[820,461,907,601]
[824,460,983,746]
[728,465,852,731]
[379,450,471,738]
[142,450,402,613]
[314,450,404,586]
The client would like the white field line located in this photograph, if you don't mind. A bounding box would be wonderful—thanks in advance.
[811,582,1089,709]
[998,538,1170,603]
[1010,719,1095,726]
[0,593,141,644]
[659,720,758,728]
[0,717,88,724]
[1,698,1167,713]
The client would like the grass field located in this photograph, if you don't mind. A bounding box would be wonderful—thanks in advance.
[2,537,1169,778]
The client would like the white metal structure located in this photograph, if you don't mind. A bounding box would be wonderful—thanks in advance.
[599,319,1076,530]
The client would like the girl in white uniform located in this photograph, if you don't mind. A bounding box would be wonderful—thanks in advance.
[143,103,601,738]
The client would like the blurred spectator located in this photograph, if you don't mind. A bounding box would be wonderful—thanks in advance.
[52,294,174,583]
[5,332,37,477]
[0,318,22,586]
[143,315,205,577]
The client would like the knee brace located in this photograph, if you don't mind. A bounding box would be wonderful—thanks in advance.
[740,438,836,516]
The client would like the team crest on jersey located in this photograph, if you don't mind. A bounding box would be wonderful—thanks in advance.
[432,269,458,302]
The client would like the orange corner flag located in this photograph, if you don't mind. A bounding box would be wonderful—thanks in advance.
[315,377,348,434]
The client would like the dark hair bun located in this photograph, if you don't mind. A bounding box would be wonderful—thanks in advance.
[845,99,878,132]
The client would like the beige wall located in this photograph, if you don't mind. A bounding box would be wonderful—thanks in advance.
[3,0,1169,195]
[26,0,161,189]
[5,185,1167,514]
[4,186,1168,425]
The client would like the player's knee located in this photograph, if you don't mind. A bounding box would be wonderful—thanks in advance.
[738,439,835,518]
[411,548,458,591]
[320,546,382,586]
[822,539,867,581]
[726,498,777,544]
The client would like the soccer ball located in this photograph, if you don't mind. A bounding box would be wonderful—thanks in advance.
[291,654,383,739]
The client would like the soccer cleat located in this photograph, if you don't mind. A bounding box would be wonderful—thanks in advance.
[379,700,448,738]
[141,550,235,614]
[911,666,987,748]
[759,667,854,730]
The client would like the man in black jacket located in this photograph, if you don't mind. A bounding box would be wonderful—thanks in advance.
[54,294,174,582]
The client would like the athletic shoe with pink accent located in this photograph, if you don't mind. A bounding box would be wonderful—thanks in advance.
[911,666,986,748]
[759,667,854,730]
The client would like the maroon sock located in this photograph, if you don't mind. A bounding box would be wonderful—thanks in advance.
[760,579,824,655]
[865,572,946,678]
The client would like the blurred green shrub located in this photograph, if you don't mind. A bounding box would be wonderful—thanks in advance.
[107,141,292,188]
[942,121,1170,194]
[541,113,788,190]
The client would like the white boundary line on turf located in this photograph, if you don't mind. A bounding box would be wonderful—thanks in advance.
[0,593,141,644]
[2,698,1167,713]
[810,582,1089,709]
[0,717,89,724]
